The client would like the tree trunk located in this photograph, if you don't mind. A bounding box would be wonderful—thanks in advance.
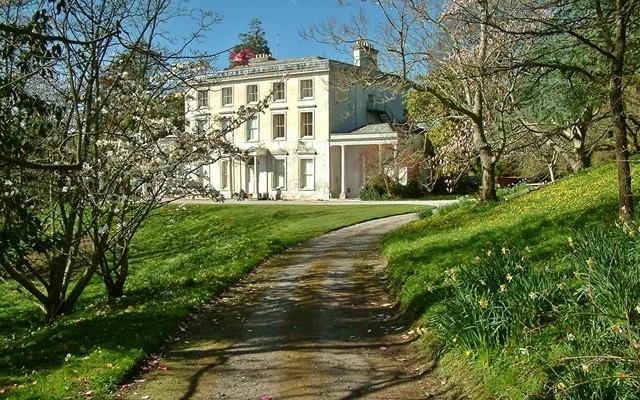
[611,0,633,221]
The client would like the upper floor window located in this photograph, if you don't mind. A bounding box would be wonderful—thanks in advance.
[197,90,209,107]
[273,81,285,101]
[196,118,209,133]
[222,119,233,142]
[272,113,286,140]
[300,111,314,138]
[299,79,314,99]
[221,87,233,106]
[246,116,258,141]
[246,84,258,103]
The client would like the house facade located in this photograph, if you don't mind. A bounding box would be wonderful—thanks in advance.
[185,40,406,200]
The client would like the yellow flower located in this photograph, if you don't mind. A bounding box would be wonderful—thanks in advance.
[478,299,489,309]
[486,250,493,257]
[586,258,595,268]
[506,274,513,282]
[581,363,590,372]
[501,247,509,254]
[557,382,566,391]
[500,284,507,292]
[636,304,640,314]
[567,237,575,248]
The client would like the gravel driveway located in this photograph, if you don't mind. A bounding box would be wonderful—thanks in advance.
[119,214,453,399]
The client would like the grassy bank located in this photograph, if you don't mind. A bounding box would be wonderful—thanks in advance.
[0,203,423,399]
[381,161,640,398]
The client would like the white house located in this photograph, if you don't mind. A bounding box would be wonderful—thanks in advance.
[185,40,406,200]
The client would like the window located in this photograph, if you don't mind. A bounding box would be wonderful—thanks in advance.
[246,84,258,103]
[246,116,258,141]
[300,111,314,138]
[299,79,313,99]
[196,118,209,133]
[197,90,209,107]
[220,160,229,190]
[221,87,233,106]
[299,158,315,190]
[273,158,286,190]
[272,113,285,140]
[273,81,285,101]
[222,119,233,141]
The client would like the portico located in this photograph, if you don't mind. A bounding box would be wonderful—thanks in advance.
[329,123,400,199]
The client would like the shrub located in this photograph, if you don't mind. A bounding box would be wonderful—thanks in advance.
[359,182,386,200]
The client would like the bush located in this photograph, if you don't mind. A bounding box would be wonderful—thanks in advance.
[359,182,386,200]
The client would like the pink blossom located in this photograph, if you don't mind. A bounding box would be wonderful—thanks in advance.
[229,49,256,66]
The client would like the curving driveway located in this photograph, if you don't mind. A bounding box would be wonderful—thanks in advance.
[119,214,453,399]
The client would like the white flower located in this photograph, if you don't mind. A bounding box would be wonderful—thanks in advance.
[4,179,12,186]
[567,333,576,342]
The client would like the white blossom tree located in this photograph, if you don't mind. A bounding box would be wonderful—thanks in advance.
[0,0,264,319]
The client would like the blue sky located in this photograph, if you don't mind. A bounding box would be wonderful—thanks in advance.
[169,0,384,69]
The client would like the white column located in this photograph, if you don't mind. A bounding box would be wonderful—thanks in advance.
[253,155,259,197]
[340,145,346,199]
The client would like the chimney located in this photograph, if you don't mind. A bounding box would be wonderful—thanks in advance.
[252,53,274,64]
[353,39,378,69]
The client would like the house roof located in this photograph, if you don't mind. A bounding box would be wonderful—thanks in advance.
[329,123,399,146]
[195,56,367,83]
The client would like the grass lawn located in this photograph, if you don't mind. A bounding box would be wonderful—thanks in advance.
[380,160,640,398]
[0,203,424,400]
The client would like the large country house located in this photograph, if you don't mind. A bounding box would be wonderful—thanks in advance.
[185,40,406,200]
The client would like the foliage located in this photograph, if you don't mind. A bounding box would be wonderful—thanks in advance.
[429,247,562,360]
[230,18,270,67]
[549,225,640,398]
[380,159,640,398]
[0,203,422,399]
[359,182,387,201]
[0,0,258,319]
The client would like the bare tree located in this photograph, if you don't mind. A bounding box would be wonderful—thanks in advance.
[306,0,531,201]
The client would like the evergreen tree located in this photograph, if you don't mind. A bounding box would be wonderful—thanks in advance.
[231,18,270,67]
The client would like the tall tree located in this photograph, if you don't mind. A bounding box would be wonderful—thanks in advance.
[307,0,530,201]
[502,0,639,220]
[0,0,266,320]
[230,17,270,67]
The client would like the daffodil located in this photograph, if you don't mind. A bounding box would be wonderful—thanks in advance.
[478,299,489,309]
[506,274,513,282]
[586,258,595,268]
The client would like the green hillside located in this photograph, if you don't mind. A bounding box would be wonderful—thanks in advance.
[381,160,640,399]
